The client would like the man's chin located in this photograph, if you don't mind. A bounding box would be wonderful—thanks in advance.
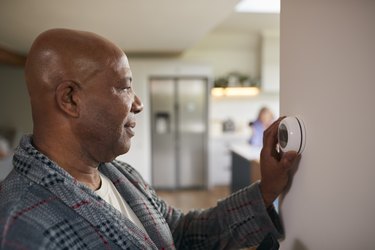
[100,143,131,163]
[118,142,131,156]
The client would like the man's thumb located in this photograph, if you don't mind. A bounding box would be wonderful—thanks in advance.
[281,151,298,168]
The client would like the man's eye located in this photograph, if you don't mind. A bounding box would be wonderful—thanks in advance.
[121,86,132,92]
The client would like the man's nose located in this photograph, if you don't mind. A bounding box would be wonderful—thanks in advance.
[131,94,144,114]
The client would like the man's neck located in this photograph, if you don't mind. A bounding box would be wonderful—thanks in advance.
[32,133,102,191]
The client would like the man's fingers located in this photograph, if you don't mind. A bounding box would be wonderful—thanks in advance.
[263,116,285,152]
[281,151,298,169]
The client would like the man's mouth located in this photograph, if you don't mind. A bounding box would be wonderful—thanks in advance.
[124,121,136,136]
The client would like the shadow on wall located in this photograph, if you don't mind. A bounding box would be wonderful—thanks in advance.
[292,239,309,250]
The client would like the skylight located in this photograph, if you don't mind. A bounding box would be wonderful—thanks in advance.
[235,0,280,13]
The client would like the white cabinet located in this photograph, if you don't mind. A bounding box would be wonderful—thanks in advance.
[208,134,247,186]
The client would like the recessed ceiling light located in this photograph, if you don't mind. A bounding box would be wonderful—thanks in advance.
[235,0,280,13]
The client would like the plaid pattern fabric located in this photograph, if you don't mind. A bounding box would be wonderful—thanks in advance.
[0,135,282,249]
[43,219,88,249]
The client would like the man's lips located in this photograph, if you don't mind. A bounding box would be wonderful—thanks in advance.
[125,121,136,136]
[125,121,136,128]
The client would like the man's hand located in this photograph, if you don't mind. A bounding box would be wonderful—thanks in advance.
[259,117,299,208]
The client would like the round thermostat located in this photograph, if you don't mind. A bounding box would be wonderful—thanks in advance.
[278,116,306,154]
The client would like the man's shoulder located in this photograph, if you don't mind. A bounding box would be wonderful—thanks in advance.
[0,173,46,242]
[0,170,58,219]
[0,175,65,249]
[0,172,38,214]
[1,171,30,198]
[0,171,77,246]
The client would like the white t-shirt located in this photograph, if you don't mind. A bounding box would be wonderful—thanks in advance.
[95,173,146,232]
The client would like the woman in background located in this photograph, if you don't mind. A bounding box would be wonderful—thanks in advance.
[248,107,274,147]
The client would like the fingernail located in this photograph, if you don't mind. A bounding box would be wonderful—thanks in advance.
[286,153,297,162]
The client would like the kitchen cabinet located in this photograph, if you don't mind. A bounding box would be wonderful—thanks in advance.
[208,134,248,186]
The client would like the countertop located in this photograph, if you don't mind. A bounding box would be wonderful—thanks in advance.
[229,142,261,161]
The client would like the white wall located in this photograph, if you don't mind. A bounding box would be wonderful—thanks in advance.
[280,1,375,249]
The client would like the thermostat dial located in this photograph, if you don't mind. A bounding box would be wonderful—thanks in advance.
[278,116,306,154]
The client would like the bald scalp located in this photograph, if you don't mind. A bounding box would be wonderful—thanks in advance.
[25,28,124,97]
[25,28,128,141]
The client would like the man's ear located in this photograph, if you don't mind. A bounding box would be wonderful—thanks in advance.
[55,81,81,118]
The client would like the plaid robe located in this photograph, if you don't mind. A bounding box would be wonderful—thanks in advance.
[0,135,282,249]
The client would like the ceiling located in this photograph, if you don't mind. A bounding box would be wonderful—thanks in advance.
[0,0,279,55]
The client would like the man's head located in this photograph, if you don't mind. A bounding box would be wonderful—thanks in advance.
[25,28,143,163]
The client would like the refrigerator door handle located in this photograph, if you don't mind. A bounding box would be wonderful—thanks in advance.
[155,112,171,134]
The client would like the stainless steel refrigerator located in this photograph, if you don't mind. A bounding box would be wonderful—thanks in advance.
[150,77,208,189]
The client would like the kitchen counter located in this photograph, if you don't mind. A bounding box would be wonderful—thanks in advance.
[229,143,261,161]
[208,133,250,186]
[229,143,262,193]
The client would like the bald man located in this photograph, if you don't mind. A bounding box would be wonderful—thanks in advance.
[0,29,298,249]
